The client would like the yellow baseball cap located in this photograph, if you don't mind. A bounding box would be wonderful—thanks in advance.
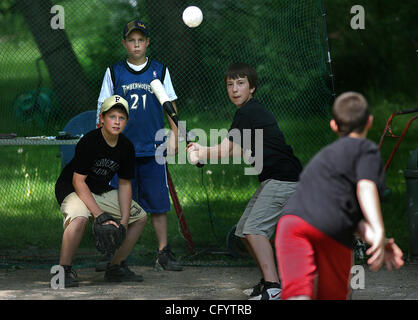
[100,95,129,116]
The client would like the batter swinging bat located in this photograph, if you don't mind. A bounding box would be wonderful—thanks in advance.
[150,79,203,168]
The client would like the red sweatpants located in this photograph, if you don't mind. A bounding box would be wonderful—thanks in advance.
[275,215,353,300]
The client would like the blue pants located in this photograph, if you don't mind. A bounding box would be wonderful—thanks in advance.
[111,157,170,214]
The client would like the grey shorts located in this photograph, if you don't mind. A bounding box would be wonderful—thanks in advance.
[235,179,298,239]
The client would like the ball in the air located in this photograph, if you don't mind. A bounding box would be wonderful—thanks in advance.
[182,6,203,28]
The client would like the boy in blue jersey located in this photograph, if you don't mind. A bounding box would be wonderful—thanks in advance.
[97,20,182,271]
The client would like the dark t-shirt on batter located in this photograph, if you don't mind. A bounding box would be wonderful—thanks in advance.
[281,136,386,248]
[55,128,135,205]
[228,98,302,182]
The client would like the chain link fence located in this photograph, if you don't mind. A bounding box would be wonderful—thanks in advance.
[0,0,334,262]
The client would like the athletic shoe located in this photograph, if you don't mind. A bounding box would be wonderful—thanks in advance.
[243,278,265,296]
[155,245,183,271]
[63,265,79,288]
[95,252,112,272]
[248,282,281,300]
[104,263,144,282]
[120,260,144,281]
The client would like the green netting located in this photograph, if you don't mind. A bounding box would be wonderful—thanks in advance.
[0,0,334,265]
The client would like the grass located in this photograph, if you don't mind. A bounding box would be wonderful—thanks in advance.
[1,38,416,265]
[1,96,416,266]
[0,111,329,264]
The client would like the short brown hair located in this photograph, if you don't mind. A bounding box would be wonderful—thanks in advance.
[332,92,370,136]
[225,63,258,95]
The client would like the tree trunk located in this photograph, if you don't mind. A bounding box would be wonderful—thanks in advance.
[16,0,95,118]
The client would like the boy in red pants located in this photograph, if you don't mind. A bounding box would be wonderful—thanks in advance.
[275,92,404,300]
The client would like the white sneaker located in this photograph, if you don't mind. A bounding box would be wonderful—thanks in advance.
[243,278,265,296]
[249,286,281,300]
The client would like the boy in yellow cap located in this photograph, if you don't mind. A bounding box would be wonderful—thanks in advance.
[55,95,147,287]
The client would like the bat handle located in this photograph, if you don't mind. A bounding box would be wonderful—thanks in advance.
[162,103,203,168]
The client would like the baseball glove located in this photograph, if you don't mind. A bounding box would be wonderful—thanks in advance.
[92,212,126,256]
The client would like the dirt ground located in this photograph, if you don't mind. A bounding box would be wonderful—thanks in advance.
[0,261,417,300]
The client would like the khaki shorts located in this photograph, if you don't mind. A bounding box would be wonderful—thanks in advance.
[235,179,298,239]
[60,190,147,228]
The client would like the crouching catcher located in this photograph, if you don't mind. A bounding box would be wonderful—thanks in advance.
[54,95,147,288]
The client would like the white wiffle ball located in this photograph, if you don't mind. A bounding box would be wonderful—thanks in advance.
[182,6,203,28]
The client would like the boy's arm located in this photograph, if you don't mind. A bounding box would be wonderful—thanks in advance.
[357,220,404,270]
[162,69,179,155]
[96,67,114,126]
[187,137,239,162]
[356,179,386,271]
[117,178,132,228]
[73,172,119,227]
[382,238,404,270]
[166,100,179,155]
[73,172,104,218]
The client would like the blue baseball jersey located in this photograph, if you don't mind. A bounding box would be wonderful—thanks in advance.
[111,59,167,157]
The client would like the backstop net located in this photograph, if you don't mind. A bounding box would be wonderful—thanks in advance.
[0,0,334,266]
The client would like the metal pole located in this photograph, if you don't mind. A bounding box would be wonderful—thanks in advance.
[321,0,337,98]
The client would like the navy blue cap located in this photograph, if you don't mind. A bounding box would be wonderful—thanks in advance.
[123,20,149,38]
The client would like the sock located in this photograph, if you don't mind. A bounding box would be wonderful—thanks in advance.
[264,281,281,289]
[61,265,72,273]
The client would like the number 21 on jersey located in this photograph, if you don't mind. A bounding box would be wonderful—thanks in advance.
[130,93,146,110]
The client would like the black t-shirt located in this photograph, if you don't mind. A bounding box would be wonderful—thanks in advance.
[55,128,135,205]
[281,136,386,248]
[228,98,302,182]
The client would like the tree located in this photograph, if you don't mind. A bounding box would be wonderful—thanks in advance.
[324,0,418,100]
[16,0,96,117]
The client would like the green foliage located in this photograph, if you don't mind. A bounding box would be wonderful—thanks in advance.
[1,0,416,263]
[367,93,418,256]
[74,0,145,84]
[324,0,418,100]
[0,112,327,254]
